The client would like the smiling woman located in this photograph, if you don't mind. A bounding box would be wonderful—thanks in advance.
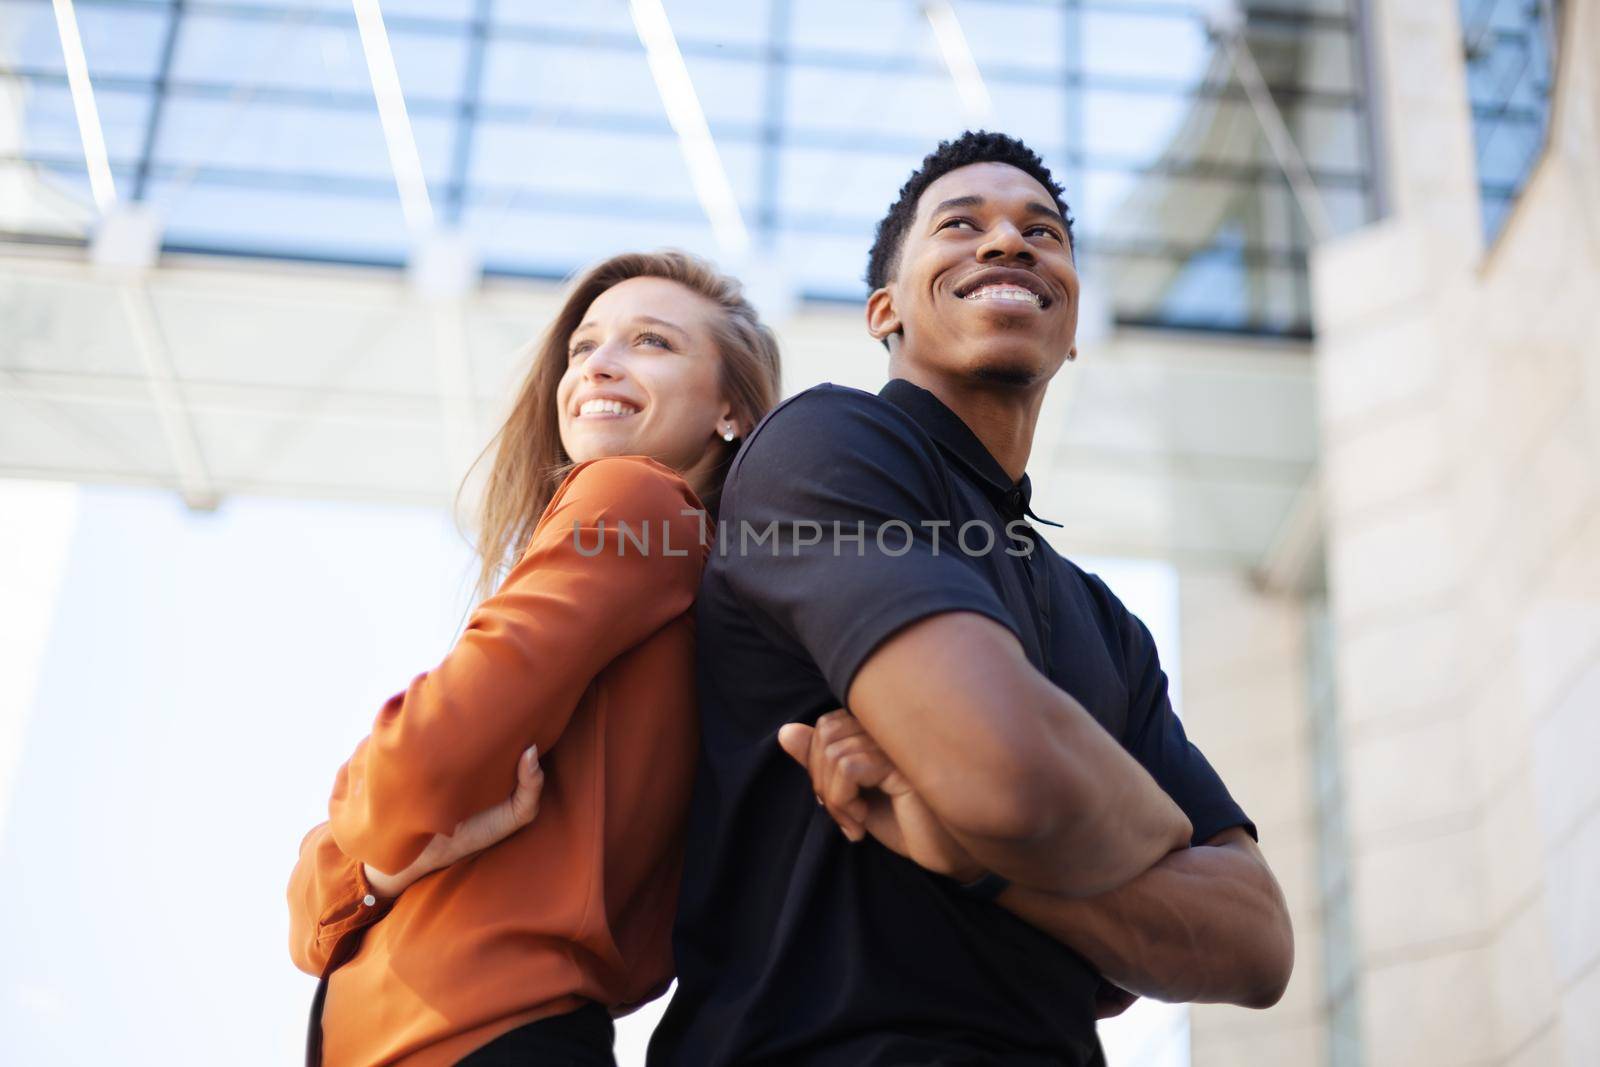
[471,251,783,604]
[556,278,739,507]
[285,250,781,1067]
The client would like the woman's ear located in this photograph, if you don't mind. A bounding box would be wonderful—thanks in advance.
[715,400,740,441]
[865,287,901,343]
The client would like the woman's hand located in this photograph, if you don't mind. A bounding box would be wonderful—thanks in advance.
[363,744,544,899]
[777,710,984,884]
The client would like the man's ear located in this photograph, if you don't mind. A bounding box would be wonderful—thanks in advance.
[865,286,902,343]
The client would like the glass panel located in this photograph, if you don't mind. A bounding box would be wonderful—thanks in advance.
[1460,0,1559,242]
[470,124,758,209]
[149,98,455,186]
[6,2,175,80]
[1081,9,1211,83]
[952,0,1067,76]
[488,2,636,36]
[170,13,467,101]
[18,85,153,164]
[784,65,969,140]
[152,178,412,263]
[789,0,928,57]
[481,39,660,117]
[464,203,720,278]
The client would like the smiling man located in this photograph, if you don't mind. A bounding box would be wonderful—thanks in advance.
[647,132,1292,1067]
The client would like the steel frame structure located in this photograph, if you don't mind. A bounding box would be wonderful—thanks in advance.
[2,0,1385,336]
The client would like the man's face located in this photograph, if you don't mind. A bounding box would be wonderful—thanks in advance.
[869,161,1080,388]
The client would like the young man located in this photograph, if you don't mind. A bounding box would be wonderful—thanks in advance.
[647,132,1293,1067]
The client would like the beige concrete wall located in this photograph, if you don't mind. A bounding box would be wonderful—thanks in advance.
[1180,568,1327,1067]
[1310,1,1600,1063]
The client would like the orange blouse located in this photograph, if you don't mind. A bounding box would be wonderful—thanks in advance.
[288,456,708,1067]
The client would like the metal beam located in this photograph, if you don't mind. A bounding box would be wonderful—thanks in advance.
[0,148,1374,203]
[11,0,1363,40]
[442,0,491,225]
[0,59,1374,112]
[48,0,116,212]
[352,0,434,232]
[1209,9,1334,243]
[756,0,791,244]
[118,282,218,509]
[130,0,183,202]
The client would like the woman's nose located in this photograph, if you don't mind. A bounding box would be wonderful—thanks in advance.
[582,343,625,381]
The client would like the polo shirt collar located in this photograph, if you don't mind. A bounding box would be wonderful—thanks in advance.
[879,377,1062,527]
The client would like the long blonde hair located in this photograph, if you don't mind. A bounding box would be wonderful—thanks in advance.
[465,250,783,603]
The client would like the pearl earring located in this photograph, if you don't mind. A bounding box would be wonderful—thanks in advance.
[721,427,736,442]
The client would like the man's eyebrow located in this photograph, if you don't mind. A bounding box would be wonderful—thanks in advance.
[931,195,985,216]
[929,195,1064,223]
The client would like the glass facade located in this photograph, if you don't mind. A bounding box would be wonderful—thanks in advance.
[1,0,1379,336]
[1460,0,1560,243]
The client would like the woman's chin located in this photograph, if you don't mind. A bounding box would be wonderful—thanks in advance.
[564,427,641,464]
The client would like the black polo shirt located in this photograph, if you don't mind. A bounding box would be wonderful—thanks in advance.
[647,379,1254,1067]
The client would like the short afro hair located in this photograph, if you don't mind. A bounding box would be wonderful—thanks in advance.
[865,130,1074,292]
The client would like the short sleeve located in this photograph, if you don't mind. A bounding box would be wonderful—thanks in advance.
[1105,581,1257,845]
[718,386,1023,702]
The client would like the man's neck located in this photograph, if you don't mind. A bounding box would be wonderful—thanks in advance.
[886,361,1045,484]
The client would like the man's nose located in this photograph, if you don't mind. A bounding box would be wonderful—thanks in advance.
[978,223,1034,263]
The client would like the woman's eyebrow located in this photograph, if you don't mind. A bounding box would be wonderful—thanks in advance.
[628,316,689,340]
[571,316,687,339]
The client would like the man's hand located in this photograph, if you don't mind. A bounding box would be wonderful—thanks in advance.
[777,710,983,883]
[364,744,543,898]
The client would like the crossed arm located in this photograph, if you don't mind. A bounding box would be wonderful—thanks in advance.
[839,612,1195,897]
[782,612,1294,1010]
[995,825,1292,1007]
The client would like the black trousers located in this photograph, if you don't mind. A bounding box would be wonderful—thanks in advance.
[457,1002,617,1067]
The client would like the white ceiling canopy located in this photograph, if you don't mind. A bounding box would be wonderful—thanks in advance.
[0,241,1315,575]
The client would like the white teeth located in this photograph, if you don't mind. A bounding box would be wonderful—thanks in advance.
[963,284,1043,307]
[579,399,639,417]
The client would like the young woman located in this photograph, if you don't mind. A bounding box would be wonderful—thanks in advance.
[287,251,782,1067]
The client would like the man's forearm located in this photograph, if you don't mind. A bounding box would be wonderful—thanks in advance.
[847,613,1192,898]
[993,828,1293,1008]
[936,724,1193,899]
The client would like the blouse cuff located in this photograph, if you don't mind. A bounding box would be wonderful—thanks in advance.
[315,852,392,945]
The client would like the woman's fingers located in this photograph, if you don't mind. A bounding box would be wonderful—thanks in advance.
[779,712,908,844]
[508,745,543,825]
[777,719,868,839]
[820,735,883,822]
[776,723,815,768]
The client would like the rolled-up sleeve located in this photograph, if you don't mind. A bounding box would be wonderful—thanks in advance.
[719,386,1021,702]
[327,456,706,875]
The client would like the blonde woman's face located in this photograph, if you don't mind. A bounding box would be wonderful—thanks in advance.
[556,276,735,480]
